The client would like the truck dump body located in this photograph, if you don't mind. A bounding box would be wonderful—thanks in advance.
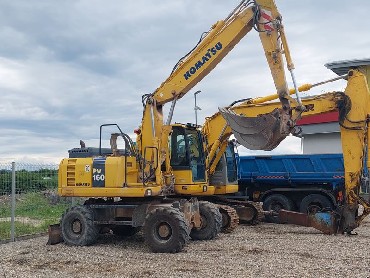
[238,153,344,187]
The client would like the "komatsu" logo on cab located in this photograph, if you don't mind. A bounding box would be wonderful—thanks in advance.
[183,42,223,80]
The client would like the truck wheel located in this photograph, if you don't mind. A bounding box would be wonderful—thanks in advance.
[111,225,140,237]
[300,194,333,214]
[263,194,294,223]
[144,207,189,253]
[218,205,239,233]
[61,205,99,246]
[190,201,222,240]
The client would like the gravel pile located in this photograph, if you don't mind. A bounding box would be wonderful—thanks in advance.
[1,218,370,278]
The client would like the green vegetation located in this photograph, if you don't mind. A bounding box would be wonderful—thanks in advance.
[0,168,58,194]
[0,221,51,240]
[0,192,70,240]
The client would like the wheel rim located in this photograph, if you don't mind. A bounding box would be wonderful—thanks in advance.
[156,222,172,240]
[71,219,82,234]
[307,204,322,214]
[271,202,283,211]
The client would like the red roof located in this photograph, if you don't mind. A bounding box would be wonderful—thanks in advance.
[297,111,339,126]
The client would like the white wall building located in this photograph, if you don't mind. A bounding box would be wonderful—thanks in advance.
[298,111,341,154]
[298,58,370,154]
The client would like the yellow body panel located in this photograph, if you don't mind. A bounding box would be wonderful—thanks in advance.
[172,169,214,195]
[58,156,163,197]
[214,184,239,195]
[174,184,214,195]
[172,170,194,185]
[58,186,162,198]
[104,156,138,186]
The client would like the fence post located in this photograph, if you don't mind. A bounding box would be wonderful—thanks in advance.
[11,161,16,242]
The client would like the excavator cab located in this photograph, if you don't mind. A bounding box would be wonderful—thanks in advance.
[170,125,206,183]
[169,124,239,195]
[209,141,238,187]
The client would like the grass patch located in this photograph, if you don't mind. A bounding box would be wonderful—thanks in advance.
[0,221,51,240]
[0,192,69,219]
[0,192,70,240]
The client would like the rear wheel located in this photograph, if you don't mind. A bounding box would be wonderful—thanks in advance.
[190,201,222,240]
[263,194,294,223]
[61,205,99,246]
[300,194,333,214]
[144,207,189,253]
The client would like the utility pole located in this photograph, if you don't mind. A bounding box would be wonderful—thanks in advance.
[194,90,201,125]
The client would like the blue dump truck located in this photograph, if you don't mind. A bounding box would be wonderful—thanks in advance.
[237,153,346,222]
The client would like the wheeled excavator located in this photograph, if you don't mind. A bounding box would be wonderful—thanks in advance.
[220,59,370,235]
[49,0,304,252]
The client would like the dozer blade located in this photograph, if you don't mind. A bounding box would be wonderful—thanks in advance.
[47,224,63,245]
[219,107,290,151]
[278,210,339,234]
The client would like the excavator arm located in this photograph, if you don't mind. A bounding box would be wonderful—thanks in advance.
[136,0,301,186]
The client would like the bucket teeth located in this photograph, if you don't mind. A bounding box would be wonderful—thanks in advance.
[219,107,290,151]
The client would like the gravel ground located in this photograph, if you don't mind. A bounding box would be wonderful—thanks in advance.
[1,218,370,278]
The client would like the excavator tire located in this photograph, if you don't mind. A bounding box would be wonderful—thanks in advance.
[217,205,239,233]
[144,207,189,253]
[61,205,99,246]
[190,201,222,240]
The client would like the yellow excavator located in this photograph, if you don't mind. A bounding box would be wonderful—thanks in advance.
[220,59,370,234]
[50,0,304,252]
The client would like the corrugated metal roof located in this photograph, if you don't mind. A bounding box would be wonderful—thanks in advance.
[325,58,370,76]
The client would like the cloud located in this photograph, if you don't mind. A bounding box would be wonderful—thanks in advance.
[0,0,369,163]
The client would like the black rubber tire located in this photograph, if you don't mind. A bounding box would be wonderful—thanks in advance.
[263,194,294,223]
[299,194,333,214]
[190,201,222,240]
[61,205,99,246]
[144,207,189,253]
[111,225,140,237]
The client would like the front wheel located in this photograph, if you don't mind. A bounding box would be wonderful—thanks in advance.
[61,205,99,246]
[190,201,222,240]
[144,207,189,253]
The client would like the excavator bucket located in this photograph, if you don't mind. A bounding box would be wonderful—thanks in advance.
[219,107,290,151]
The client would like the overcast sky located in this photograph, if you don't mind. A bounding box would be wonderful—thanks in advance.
[0,0,369,164]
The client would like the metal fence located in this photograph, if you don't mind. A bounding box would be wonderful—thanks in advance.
[0,162,71,242]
